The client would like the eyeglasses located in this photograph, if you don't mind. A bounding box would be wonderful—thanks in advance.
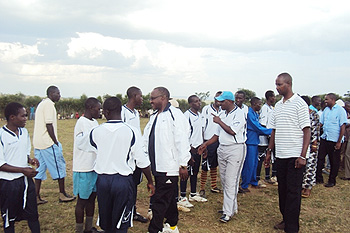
[150,95,163,101]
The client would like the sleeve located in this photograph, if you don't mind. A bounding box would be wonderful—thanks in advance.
[230,109,246,134]
[320,109,325,125]
[248,111,272,136]
[0,136,5,167]
[43,102,55,124]
[259,105,268,126]
[26,130,31,156]
[298,102,311,130]
[76,124,98,153]
[133,128,151,169]
[339,108,348,126]
[173,110,191,166]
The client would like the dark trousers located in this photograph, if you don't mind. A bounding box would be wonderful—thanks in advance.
[316,139,341,184]
[132,167,142,214]
[276,158,304,233]
[148,176,178,233]
[180,152,201,196]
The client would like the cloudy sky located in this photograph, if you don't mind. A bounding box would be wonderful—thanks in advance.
[1,0,349,99]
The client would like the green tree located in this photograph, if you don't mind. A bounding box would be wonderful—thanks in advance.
[195,91,210,101]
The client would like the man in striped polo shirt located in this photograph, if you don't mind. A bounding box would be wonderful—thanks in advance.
[264,73,311,233]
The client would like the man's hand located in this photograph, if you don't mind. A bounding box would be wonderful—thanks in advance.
[295,157,306,168]
[202,149,208,159]
[147,183,156,197]
[335,142,341,150]
[179,167,188,181]
[212,113,221,124]
[264,151,271,168]
[198,143,207,155]
[22,167,38,178]
[29,158,40,168]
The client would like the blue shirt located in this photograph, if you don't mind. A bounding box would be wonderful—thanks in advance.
[246,107,272,145]
[320,104,347,142]
[309,105,318,112]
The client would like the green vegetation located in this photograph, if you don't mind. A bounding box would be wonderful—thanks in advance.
[0,118,349,232]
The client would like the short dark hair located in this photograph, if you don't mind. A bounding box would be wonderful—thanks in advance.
[154,87,170,100]
[188,95,198,104]
[84,97,100,110]
[311,95,321,103]
[103,97,121,114]
[326,93,337,101]
[265,90,274,100]
[277,73,293,85]
[301,95,311,106]
[250,97,261,105]
[126,86,141,99]
[47,85,58,97]
[235,90,246,98]
[4,102,24,121]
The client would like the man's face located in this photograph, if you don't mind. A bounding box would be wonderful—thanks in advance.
[253,100,262,112]
[190,97,201,111]
[150,89,164,110]
[12,107,27,128]
[325,95,335,107]
[268,94,276,105]
[91,103,102,119]
[312,97,321,108]
[135,91,143,107]
[50,88,61,102]
[275,77,288,96]
[220,100,231,110]
[345,103,350,113]
[235,93,245,108]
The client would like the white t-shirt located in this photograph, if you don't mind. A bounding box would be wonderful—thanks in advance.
[0,126,31,180]
[184,109,205,148]
[202,104,222,140]
[121,105,141,133]
[215,106,246,145]
[258,103,274,146]
[33,98,58,149]
[73,116,99,172]
[269,94,310,159]
[88,120,150,175]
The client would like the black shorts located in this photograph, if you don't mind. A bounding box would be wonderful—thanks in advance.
[0,176,39,227]
[96,174,135,232]
[202,141,219,171]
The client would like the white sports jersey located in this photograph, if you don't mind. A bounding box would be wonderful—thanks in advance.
[258,103,274,146]
[202,104,222,140]
[88,120,150,175]
[73,116,99,172]
[0,126,31,180]
[184,109,204,148]
[121,105,141,133]
[215,106,246,145]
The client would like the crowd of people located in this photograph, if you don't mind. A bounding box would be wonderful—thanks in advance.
[0,72,349,233]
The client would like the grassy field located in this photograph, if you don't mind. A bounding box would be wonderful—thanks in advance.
[1,118,350,233]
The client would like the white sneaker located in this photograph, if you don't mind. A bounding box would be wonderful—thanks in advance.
[178,196,194,208]
[163,223,179,233]
[258,180,267,188]
[177,204,191,212]
[189,193,208,202]
[147,208,153,220]
[271,176,278,186]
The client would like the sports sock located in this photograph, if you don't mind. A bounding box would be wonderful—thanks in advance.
[210,167,217,188]
[85,216,93,232]
[200,170,207,190]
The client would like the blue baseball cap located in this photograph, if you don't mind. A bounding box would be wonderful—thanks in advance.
[215,91,235,101]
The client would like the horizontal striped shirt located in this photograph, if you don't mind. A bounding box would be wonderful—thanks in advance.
[269,94,310,159]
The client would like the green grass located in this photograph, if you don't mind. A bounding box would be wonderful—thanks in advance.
[1,118,350,232]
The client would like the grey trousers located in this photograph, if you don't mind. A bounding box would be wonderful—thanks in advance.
[217,143,246,217]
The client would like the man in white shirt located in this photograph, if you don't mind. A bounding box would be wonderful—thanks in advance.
[85,97,155,232]
[121,86,148,223]
[199,91,222,197]
[178,95,207,208]
[265,73,310,232]
[235,90,248,119]
[73,97,101,233]
[199,91,246,223]
[144,87,190,233]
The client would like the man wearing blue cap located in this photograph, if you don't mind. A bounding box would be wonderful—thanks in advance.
[198,91,246,223]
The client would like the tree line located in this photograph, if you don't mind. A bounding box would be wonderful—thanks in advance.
[0,89,349,119]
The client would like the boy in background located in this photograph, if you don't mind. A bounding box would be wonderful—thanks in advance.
[73,98,102,233]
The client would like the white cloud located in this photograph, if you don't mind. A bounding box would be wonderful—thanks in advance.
[0,42,41,62]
